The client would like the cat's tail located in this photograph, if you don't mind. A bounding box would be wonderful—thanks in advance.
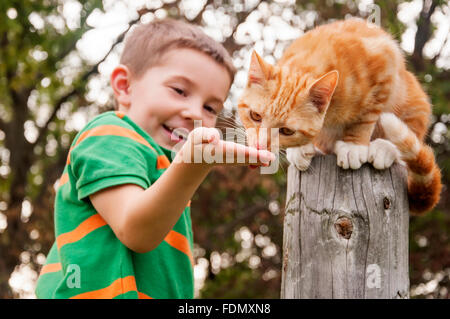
[379,113,441,215]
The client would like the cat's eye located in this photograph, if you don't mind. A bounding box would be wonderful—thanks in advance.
[250,111,262,122]
[280,127,295,136]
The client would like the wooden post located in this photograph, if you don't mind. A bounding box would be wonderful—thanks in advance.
[281,155,410,299]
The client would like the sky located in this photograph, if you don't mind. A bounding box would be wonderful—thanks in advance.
[4,0,450,298]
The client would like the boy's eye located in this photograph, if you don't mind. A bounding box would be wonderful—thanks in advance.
[204,105,216,115]
[172,87,185,96]
[280,127,295,136]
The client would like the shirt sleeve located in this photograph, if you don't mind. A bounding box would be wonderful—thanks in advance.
[69,130,155,201]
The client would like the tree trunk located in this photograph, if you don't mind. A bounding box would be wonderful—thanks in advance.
[281,155,410,299]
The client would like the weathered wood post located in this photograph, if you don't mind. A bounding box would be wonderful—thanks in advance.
[281,155,410,299]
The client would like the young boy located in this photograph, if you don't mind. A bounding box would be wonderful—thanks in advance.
[35,18,275,299]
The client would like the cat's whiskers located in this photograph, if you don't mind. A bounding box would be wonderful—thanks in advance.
[277,150,288,176]
[216,119,240,129]
[216,120,247,135]
[216,114,240,125]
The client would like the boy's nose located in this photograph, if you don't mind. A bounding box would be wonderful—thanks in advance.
[181,103,203,122]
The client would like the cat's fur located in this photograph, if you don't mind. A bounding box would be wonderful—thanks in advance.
[237,18,441,215]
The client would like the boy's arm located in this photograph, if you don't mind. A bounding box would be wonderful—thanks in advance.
[90,127,275,253]
[89,162,211,253]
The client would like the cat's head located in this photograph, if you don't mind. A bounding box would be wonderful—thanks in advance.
[237,51,339,151]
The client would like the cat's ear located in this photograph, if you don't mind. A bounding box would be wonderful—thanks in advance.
[309,70,339,113]
[248,51,273,87]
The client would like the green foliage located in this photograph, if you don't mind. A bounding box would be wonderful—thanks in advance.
[200,263,280,299]
[0,0,107,298]
[0,0,449,299]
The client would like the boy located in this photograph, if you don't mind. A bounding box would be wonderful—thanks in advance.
[35,18,275,299]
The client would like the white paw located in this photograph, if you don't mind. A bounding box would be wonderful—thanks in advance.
[368,138,400,170]
[287,144,316,171]
[334,140,368,170]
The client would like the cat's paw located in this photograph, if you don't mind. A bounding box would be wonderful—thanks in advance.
[334,140,368,170]
[286,144,316,171]
[368,138,400,170]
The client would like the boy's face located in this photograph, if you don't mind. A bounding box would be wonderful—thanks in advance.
[112,48,231,150]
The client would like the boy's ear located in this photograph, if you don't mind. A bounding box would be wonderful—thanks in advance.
[110,65,132,108]
[248,51,273,88]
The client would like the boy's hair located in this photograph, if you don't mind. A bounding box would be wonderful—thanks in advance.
[120,18,236,84]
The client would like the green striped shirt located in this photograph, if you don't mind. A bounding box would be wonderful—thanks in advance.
[35,111,194,299]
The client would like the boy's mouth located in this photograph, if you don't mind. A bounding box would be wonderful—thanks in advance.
[162,124,188,142]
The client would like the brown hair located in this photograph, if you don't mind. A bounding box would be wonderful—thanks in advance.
[120,18,236,83]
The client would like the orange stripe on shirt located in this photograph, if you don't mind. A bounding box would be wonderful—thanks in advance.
[138,291,153,299]
[57,214,107,249]
[39,262,62,276]
[59,173,69,188]
[66,125,156,165]
[115,111,126,119]
[70,276,137,299]
[164,230,194,266]
[156,155,170,169]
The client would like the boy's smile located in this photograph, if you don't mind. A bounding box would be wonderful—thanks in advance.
[111,48,232,150]
[161,123,188,143]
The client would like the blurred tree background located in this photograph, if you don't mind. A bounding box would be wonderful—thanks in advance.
[0,0,449,299]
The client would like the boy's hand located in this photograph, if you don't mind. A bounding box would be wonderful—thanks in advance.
[174,127,276,167]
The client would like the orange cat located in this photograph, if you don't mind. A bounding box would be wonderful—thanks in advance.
[237,18,441,215]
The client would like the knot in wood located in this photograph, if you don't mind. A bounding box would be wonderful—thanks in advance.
[383,197,391,210]
[334,217,353,239]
